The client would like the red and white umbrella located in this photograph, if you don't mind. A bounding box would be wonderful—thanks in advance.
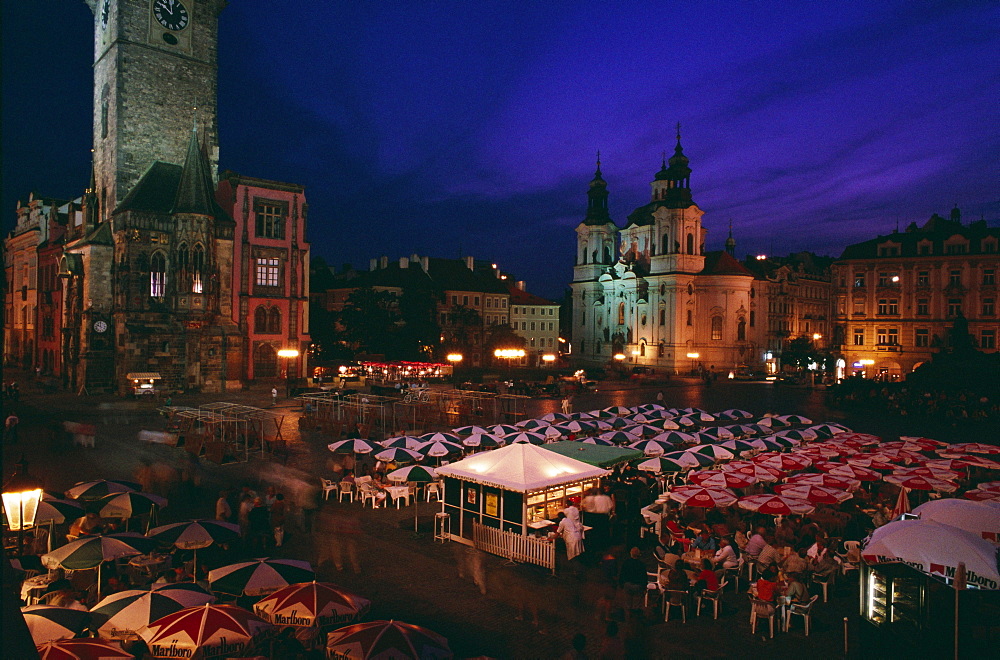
[326,620,452,659]
[786,473,862,491]
[923,458,976,471]
[36,638,134,660]
[754,453,812,472]
[208,558,315,597]
[90,588,215,641]
[945,443,1000,455]
[687,470,757,489]
[891,466,963,482]
[795,445,845,460]
[913,499,1000,543]
[964,489,1000,502]
[898,436,950,450]
[773,483,852,504]
[844,456,899,471]
[883,474,958,493]
[952,455,1000,470]
[139,603,273,659]
[737,494,815,515]
[891,486,911,518]
[861,519,1000,589]
[668,486,738,508]
[825,464,882,482]
[722,461,784,482]
[978,481,1000,491]
[869,449,927,465]
[253,581,371,630]
[829,432,881,447]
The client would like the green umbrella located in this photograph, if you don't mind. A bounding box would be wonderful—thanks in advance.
[387,466,438,534]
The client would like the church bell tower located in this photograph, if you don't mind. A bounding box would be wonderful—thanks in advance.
[88,0,224,220]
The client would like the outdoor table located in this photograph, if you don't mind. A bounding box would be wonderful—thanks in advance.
[681,549,714,566]
[20,573,56,603]
[129,553,170,578]
[385,486,411,508]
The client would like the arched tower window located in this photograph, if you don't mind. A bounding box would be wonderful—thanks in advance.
[687,233,695,254]
[176,243,189,271]
[711,316,723,340]
[659,309,666,326]
[603,245,612,264]
[580,244,587,265]
[662,233,670,254]
[150,252,166,298]
[255,306,268,333]
[617,302,625,326]
[191,244,205,293]
[686,310,693,326]
[268,307,281,334]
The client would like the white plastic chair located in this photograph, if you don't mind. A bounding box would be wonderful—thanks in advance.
[664,590,688,623]
[425,481,442,502]
[645,571,664,610]
[784,594,819,635]
[749,595,777,638]
[321,479,337,501]
[696,579,728,619]
[337,481,354,503]
[837,540,861,577]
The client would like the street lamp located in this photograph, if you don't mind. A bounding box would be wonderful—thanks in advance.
[2,457,43,555]
[278,348,300,397]
[447,353,463,387]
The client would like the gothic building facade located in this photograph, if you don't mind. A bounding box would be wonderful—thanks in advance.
[3,0,309,393]
[570,135,757,374]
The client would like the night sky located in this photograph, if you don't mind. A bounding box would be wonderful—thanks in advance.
[4,1,998,299]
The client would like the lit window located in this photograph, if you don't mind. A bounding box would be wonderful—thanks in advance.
[150,252,166,298]
[711,316,722,340]
[982,330,996,349]
[887,328,899,345]
[917,271,929,286]
[984,269,996,286]
[255,202,285,239]
[191,244,205,293]
[876,328,888,345]
[854,328,864,346]
[256,258,279,287]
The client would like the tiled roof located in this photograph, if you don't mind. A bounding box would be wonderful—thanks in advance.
[508,285,556,306]
[699,251,754,277]
[838,215,999,260]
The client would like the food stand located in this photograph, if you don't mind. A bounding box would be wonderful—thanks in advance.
[126,372,161,397]
[436,443,609,540]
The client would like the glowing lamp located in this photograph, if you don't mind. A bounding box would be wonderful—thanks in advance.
[686,352,700,359]
[446,353,464,363]
[859,359,875,366]
[541,354,556,362]
[2,458,43,532]
[277,349,300,359]
[630,350,640,356]
[812,333,822,341]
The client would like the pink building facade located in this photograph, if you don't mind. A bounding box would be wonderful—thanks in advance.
[216,172,310,383]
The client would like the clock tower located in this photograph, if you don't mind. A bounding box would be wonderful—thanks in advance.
[87,0,225,220]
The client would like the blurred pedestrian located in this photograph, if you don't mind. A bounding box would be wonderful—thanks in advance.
[271,387,278,405]
[215,490,232,522]
[247,498,270,553]
[271,493,287,548]
[4,411,19,444]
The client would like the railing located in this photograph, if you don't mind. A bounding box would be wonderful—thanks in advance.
[472,521,556,574]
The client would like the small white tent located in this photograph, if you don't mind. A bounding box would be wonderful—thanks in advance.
[436,442,610,492]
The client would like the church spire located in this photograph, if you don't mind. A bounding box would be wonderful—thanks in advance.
[725,220,736,256]
[171,124,216,216]
[584,152,613,226]
[650,122,694,206]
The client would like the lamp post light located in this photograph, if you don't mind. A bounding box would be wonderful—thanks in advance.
[277,348,300,398]
[446,353,463,388]
[494,348,525,383]
[2,457,43,555]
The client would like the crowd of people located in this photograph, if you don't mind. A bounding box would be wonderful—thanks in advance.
[829,379,1000,421]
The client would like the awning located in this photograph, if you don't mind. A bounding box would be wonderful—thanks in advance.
[542,441,644,468]
[126,372,162,380]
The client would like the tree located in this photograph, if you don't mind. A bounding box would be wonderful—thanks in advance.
[396,288,440,360]
[781,336,820,370]
[338,288,400,356]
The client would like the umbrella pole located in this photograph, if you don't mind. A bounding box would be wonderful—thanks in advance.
[193,548,198,581]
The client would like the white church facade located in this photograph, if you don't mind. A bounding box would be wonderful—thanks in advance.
[570,133,759,375]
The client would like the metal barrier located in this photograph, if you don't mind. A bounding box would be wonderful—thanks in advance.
[472,521,555,574]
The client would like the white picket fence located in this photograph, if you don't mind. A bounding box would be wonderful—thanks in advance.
[472,522,556,573]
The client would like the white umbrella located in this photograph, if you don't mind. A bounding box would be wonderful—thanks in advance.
[912,499,1000,544]
[862,519,1000,589]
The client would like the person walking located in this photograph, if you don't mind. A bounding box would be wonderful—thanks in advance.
[4,411,19,444]
[271,493,287,547]
[271,387,278,406]
[215,490,232,522]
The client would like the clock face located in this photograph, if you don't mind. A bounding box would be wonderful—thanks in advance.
[94,320,109,334]
[101,0,111,28]
[153,0,189,31]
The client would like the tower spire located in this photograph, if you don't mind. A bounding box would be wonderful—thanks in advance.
[725,219,736,256]
[595,150,602,177]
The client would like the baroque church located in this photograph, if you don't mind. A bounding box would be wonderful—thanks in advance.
[571,130,757,374]
[3,0,310,393]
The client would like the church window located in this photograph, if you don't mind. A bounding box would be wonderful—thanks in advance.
[255,258,279,287]
[617,302,625,326]
[737,318,746,341]
[640,342,646,357]
[150,252,166,298]
[176,243,189,271]
[687,233,694,254]
[749,311,755,327]
[640,314,647,326]
[686,310,692,326]
[659,309,666,326]
[269,308,281,334]
[687,283,694,296]
[659,284,666,296]
[191,244,205,293]
[255,307,268,333]
[254,201,286,239]
[711,316,723,340]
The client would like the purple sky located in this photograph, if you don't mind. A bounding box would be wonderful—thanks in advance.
[4,1,999,299]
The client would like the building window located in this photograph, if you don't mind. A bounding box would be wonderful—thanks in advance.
[617,302,625,325]
[530,322,535,331]
[948,299,962,317]
[945,243,967,255]
[150,252,166,298]
[191,244,205,293]
[876,328,888,345]
[711,316,723,341]
[853,274,865,288]
[687,233,694,254]
[659,309,666,326]
[463,295,469,306]
[853,299,865,315]
[983,298,995,317]
[853,328,864,346]
[530,337,535,347]
[918,243,931,256]
[501,299,507,308]
[982,330,997,350]
[474,296,480,306]
[916,271,930,287]
[686,310,692,326]
[887,328,899,345]
[949,270,962,286]
[255,307,268,333]
[255,258,279,287]
[737,317,746,341]
[984,269,996,286]
[915,329,929,347]
[749,310,755,327]
[255,202,286,239]
[917,299,929,316]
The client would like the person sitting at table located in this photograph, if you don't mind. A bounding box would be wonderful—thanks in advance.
[755,534,782,572]
[783,572,809,604]
[755,566,780,603]
[809,540,838,581]
[659,564,691,604]
[691,529,717,552]
[67,512,103,541]
[713,537,740,570]
[782,546,809,577]
[661,512,692,549]
[743,525,767,559]
[693,559,720,591]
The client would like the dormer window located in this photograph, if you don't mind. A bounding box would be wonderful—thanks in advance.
[917,239,933,256]
[877,241,901,257]
[944,236,969,255]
